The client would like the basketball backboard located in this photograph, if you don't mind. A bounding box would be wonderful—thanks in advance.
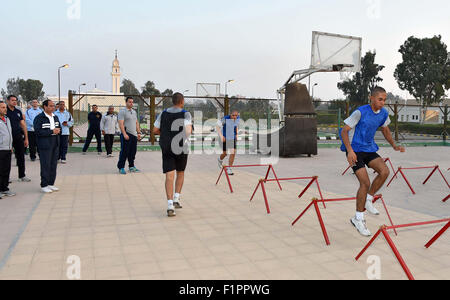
[311,31,362,73]
[196,83,224,117]
[196,83,221,99]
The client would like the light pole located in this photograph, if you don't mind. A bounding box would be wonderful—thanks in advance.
[312,83,318,100]
[225,79,235,97]
[58,64,69,102]
[78,83,86,95]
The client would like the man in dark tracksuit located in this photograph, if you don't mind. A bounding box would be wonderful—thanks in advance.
[6,95,31,182]
[153,93,192,217]
[82,104,102,154]
[34,100,61,194]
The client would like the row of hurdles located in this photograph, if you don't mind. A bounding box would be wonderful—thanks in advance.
[343,158,449,202]
[215,162,449,280]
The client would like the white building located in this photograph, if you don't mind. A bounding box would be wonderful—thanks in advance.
[387,99,450,124]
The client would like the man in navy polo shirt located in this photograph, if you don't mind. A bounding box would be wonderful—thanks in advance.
[6,95,31,182]
[341,87,405,237]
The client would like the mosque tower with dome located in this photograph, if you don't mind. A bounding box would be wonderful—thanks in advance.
[112,50,121,94]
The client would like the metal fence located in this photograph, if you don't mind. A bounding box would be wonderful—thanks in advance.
[68,91,280,145]
[312,100,449,143]
[68,91,449,146]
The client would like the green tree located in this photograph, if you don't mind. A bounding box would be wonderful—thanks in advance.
[386,92,404,104]
[1,77,45,104]
[20,79,45,102]
[120,79,140,96]
[394,35,450,123]
[161,89,174,109]
[337,51,385,111]
[141,81,161,97]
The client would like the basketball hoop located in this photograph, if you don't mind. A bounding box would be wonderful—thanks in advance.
[339,70,354,81]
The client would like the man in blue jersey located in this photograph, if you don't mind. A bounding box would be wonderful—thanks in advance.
[341,87,405,237]
[217,110,240,176]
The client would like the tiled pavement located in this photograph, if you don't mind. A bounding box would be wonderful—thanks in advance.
[0,157,449,280]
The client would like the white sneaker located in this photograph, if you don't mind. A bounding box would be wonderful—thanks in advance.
[351,217,371,237]
[61,160,67,164]
[226,167,234,176]
[48,186,60,192]
[218,158,223,169]
[167,204,176,217]
[365,200,380,215]
[41,186,53,193]
[174,196,182,209]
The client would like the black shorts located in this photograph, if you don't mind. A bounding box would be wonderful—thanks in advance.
[162,151,188,174]
[222,139,237,152]
[346,152,381,173]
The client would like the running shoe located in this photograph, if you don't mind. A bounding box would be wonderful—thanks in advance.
[351,217,371,237]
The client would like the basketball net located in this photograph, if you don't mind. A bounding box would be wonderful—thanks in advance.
[339,70,354,81]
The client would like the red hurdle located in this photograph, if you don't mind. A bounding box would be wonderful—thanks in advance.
[443,195,449,202]
[355,218,450,280]
[386,165,450,195]
[291,195,397,246]
[249,176,325,214]
[216,164,282,194]
[342,157,396,176]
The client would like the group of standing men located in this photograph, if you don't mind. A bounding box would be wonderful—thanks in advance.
[0,96,73,196]
[1,92,238,220]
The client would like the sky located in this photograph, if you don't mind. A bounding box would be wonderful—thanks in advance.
[1,0,449,101]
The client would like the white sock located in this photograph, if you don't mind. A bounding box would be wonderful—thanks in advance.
[168,200,174,207]
[174,193,180,201]
[366,194,374,203]
[356,211,365,221]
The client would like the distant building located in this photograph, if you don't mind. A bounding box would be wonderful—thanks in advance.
[386,99,450,124]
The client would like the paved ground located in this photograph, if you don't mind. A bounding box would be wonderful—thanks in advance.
[0,147,448,280]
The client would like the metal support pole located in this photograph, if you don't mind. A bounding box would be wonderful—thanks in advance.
[68,90,74,146]
[444,105,448,144]
[150,96,156,145]
[224,96,230,117]
[345,101,350,118]
[394,103,399,142]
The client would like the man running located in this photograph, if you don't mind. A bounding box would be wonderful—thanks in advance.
[153,93,192,217]
[341,87,405,237]
[217,110,240,176]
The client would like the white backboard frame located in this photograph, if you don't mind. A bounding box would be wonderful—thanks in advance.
[311,31,362,73]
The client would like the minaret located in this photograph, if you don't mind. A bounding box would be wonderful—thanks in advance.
[112,50,121,94]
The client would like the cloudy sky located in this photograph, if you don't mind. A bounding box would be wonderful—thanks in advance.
[1,0,449,100]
